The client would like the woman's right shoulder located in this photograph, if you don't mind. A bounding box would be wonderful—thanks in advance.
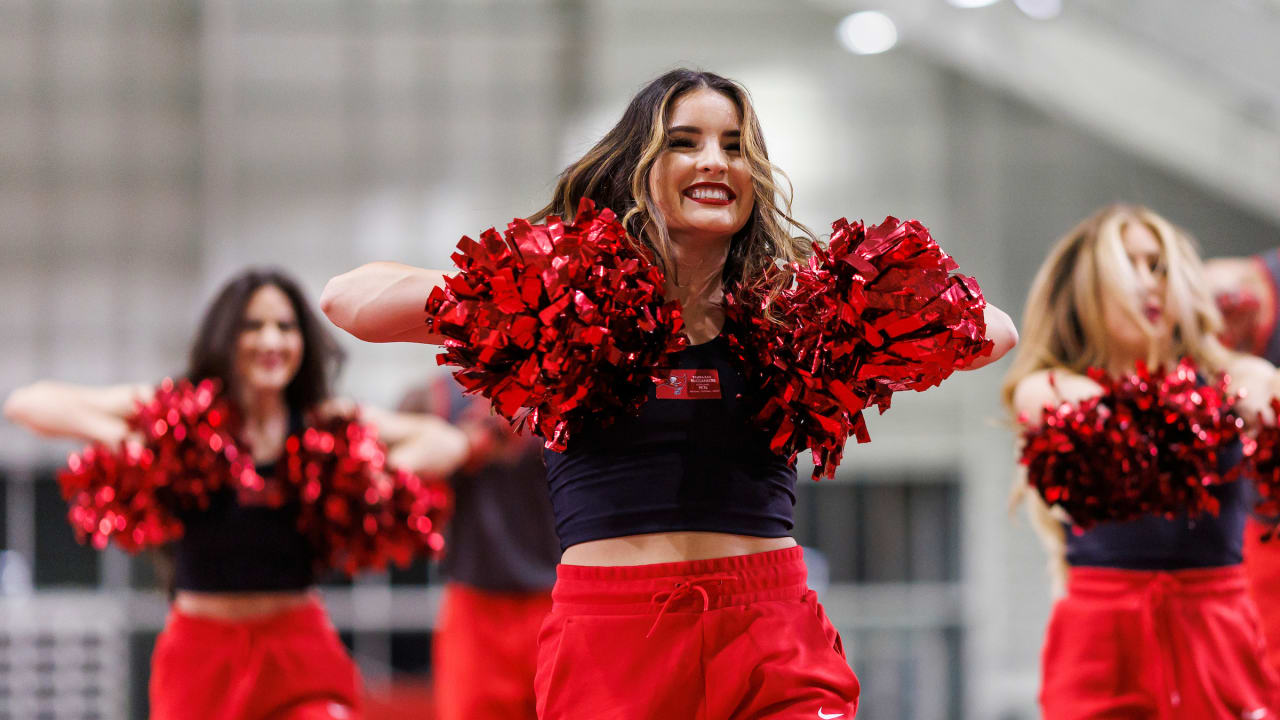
[1012,368,1102,425]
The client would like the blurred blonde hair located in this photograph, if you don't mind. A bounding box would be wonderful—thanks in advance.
[1000,203,1228,593]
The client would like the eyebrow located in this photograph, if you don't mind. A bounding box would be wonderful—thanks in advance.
[667,125,741,137]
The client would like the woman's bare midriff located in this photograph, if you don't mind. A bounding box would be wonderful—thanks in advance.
[560,531,797,567]
[173,589,314,620]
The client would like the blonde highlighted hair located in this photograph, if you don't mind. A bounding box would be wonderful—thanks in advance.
[1001,203,1228,594]
[531,68,814,309]
[1002,203,1227,412]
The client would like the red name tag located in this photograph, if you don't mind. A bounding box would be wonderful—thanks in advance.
[655,369,722,400]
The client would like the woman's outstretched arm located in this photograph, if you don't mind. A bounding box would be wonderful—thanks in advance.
[963,303,1019,371]
[321,262,450,344]
[4,381,151,445]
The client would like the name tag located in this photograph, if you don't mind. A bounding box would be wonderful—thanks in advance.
[655,369,722,400]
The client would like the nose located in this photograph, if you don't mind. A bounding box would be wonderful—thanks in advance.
[258,322,285,347]
[697,142,729,175]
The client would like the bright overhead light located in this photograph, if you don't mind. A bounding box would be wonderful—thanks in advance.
[837,11,899,55]
[947,0,1001,7]
[1014,0,1062,18]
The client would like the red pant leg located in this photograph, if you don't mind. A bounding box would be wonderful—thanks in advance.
[434,582,551,720]
[150,600,363,720]
[1245,518,1280,678]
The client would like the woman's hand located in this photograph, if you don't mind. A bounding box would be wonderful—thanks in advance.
[1226,353,1280,427]
[321,262,450,344]
[963,303,1019,371]
[4,381,152,446]
[1011,368,1103,426]
[358,405,471,477]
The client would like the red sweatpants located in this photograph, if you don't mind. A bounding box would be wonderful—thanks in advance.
[1245,518,1280,678]
[150,599,363,720]
[534,546,860,720]
[433,582,553,720]
[1041,565,1279,720]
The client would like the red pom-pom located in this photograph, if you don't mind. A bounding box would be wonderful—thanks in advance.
[58,442,185,552]
[1019,360,1244,529]
[56,377,252,553]
[726,217,992,480]
[131,377,256,507]
[284,414,453,575]
[1248,399,1280,538]
[426,199,686,451]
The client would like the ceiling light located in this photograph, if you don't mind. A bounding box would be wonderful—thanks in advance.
[837,11,899,55]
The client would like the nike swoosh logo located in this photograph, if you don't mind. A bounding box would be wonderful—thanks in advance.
[818,711,845,719]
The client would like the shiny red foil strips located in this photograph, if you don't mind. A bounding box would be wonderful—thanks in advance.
[57,378,248,552]
[1248,399,1280,538]
[58,443,185,552]
[727,217,992,480]
[58,379,452,572]
[425,199,686,451]
[283,414,453,575]
[1019,360,1244,529]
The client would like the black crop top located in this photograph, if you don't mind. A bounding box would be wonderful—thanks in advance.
[1064,440,1247,570]
[173,413,317,592]
[544,335,798,550]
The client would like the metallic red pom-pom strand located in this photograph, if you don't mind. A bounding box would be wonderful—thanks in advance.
[1019,360,1244,529]
[727,216,993,480]
[426,198,686,451]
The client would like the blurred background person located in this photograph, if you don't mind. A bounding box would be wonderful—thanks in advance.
[1206,249,1280,680]
[1004,204,1280,719]
[4,268,468,720]
[397,377,558,720]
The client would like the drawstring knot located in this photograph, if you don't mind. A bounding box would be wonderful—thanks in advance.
[646,574,738,638]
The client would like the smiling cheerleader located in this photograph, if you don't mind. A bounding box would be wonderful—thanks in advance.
[321,69,1017,719]
[5,267,466,720]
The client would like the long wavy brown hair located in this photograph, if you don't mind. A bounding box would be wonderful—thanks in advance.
[532,68,814,308]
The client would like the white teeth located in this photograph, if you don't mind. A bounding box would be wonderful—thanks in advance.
[687,186,729,201]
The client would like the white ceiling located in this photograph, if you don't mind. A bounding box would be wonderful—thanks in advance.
[809,0,1280,223]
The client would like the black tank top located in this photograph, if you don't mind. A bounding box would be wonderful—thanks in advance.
[1064,440,1248,570]
[173,412,316,592]
[544,335,798,550]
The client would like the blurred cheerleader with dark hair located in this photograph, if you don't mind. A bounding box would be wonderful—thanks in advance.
[5,267,468,720]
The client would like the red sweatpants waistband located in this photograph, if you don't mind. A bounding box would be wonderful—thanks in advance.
[164,596,332,638]
[552,545,808,614]
[1067,564,1247,597]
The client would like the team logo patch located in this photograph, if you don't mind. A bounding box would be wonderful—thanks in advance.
[656,369,722,399]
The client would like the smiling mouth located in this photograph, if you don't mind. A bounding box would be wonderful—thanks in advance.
[1143,305,1162,323]
[683,183,735,205]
